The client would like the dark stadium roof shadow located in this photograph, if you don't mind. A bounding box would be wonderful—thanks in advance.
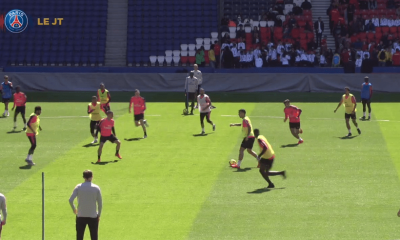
[124,138,141,141]
[337,135,359,139]
[247,187,286,194]
[82,143,99,147]
[280,143,298,148]
[91,160,119,165]
[7,130,22,134]
[19,165,32,170]
[193,132,214,137]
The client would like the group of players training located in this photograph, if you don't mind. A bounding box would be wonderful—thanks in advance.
[0,71,373,187]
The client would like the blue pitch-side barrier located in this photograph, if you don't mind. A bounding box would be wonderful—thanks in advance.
[4,72,400,93]
[4,66,400,74]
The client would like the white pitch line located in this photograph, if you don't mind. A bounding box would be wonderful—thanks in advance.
[220,115,395,122]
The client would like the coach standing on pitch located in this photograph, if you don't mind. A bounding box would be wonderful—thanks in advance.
[69,170,102,240]
[184,71,199,115]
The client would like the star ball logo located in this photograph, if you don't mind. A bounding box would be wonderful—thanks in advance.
[4,9,28,33]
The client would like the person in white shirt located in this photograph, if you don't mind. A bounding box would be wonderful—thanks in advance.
[269,46,278,66]
[240,50,247,68]
[387,17,395,27]
[197,88,215,135]
[253,46,261,59]
[221,41,230,50]
[285,42,292,52]
[255,56,263,67]
[307,52,316,66]
[363,51,370,59]
[356,50,364,59]
[300,51,309,66]
[394,17,400,27]
[355,54,362,67]
[277,41,285,55]
[380,17,389,26]
[267,42,274,50]
[319,54,327,67]
[246,50,254,67]
[237,38,246,50]
[280,53,290,66]
[192,64,202,109]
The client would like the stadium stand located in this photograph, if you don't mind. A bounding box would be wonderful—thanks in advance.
[219,0,317,68]
[0,0,107,67]
[126,0,219,67]
[326,0,400,67]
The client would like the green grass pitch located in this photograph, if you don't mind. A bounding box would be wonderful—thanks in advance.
[1,101,400,240]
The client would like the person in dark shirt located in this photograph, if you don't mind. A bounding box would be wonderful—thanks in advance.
[301,0,312,10]
[292,4,303,15]
[237,26,245,39]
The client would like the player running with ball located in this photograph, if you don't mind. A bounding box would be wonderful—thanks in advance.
[129,89,149,138]
[197,88,215,134]
[229,109,259,169]
[97,111,122,162]
[283,99,303,144]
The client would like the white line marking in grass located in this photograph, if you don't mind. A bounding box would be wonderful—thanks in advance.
[220,115,395,122]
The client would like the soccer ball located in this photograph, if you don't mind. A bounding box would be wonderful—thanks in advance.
[229,159,237,165]
[183,109,188,115]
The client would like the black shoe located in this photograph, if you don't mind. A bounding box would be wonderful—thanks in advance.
[267,183,275,189]
[357,128,361,135]
[282,171,286,179]
[360,116,365,120]
[210,105,217,109]
[347,133,352,137]
[213,124,216,131]
[190,112,194,115]
[367,117,370,120]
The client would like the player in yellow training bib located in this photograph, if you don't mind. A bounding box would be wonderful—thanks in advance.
[88,96,101,144]
[334,87,361,137]
[97,83,111,113]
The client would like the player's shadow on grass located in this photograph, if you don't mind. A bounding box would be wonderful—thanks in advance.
[19,165,32,170]
[91,160,119,165]
[280,143,298,148]
[7,130,22,134]
[247,187,286,194]
[124,138,141,141]
[82,143,99,148]
[193,133,214,137]
[337,135,359,139]
[233,167,252,172]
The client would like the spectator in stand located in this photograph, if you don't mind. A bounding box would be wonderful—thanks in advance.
[253,46,261,59]
[208,45,216,69]
[222,46,234,68]
[301,0,312,10]
[275,15,283,27]
[221,33,230,43]
[237,25,246,39]
[255,54,263,67]
[288,15,297,30]
[355,54,362,67]
[380,16,389,27]
[366,16,379,27]
[239,50,247,68]
[228,18,237,27]
[326,49,334,65]
[283,26,291,39]
[320,52,327,67]
[388,16,395,27]
[341,48,351,66]
[214,41,221,67]
[314,17,325,47]
[281,52,290,66]
[386,47,393,66]
[347,4,356,23]
[195,48,205,67]
[365,20,376,33]
[330,7,340,33]
[253,32,261,44]
[307,51,316,66]
[231,44,240,68]
[269,46,278,66]
[392,49,400,65]
[304,21,313,33]
[246,49,254,67]
[285,40,293,52]
[326,4,334,33]
[307,39,317,51]
[394,16,400,26]
[260,46,268,67]
[378,48,388,66]
[237,38,246,50]
[368,0,377,10]
[292,4,303,16]
[277,41,285,56]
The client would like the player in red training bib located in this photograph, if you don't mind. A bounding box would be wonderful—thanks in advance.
[11,86,27,131]
[129,89,149,139]
[97,111,122,162]
[283,99,303,144]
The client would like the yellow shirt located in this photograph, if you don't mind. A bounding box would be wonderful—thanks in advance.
[257,135,275,159]
[98,89,109,104]
[26,113,40,135]
[242,116,255,138]
[88,101,101,121]
[342,93,356,114]
[208,49,216,61]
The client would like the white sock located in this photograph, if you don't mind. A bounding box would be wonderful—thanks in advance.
[26,154,30,160]
[28,154,33,160]
[238,160,242,167]
[202,128,204,132]
[369,112,371,117]
[363,112,366,117]
[299,137,303,141]
[14,121,17,127]
[24,123,27,127]
[349,129,352,133]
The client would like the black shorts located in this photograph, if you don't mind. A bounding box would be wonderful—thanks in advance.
[134,113,144,121]
[260,158,274,169]
[100,135,118,143]
[345,113,356,119]
[197,84,202,93]
[15,106,26,115]
[188,92,195,100]
[361,98,371,104]
[240,137,255,149]
[90,120,100,133]
[2,98,10,103]
[289,122,300,129]
[200,112,211,122]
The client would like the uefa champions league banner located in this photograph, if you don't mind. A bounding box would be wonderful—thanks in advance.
[5,72,400,93]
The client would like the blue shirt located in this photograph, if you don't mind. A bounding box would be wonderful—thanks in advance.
[1,82,12,99]
[361,82,372,99]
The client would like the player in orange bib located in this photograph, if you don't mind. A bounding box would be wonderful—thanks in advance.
[97,83,111,113]
[129,89,149,138]
[97,111,122,162]
[11,86,27,131]
[283,99,303,144]
[25,106,42,166]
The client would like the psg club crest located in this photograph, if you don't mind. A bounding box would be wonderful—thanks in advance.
[4,9,28,33]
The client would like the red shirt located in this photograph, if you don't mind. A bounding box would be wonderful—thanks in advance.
[98,118,114,137]
[13,92,27,107]
[214,44,221,56]
[129,96,146,115]
[284,105,301,123]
